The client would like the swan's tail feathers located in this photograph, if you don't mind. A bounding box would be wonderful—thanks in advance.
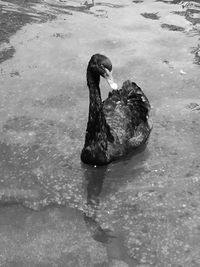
[122,80,151,122]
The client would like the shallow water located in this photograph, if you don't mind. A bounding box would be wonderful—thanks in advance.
[0,0,200,266]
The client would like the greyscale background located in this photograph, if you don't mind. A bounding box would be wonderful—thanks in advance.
[0,0,200,266]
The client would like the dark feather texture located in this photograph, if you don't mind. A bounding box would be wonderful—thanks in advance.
[81,54,152,165]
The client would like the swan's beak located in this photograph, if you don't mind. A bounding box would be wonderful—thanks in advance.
[104,69,118,90]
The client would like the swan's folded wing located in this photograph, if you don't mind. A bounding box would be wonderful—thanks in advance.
[123,80,150,108]
[103,97,134,144]
[103,80,151,145]
[122,80,151,123]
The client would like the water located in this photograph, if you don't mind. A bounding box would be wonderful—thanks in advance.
[0,0,200,266]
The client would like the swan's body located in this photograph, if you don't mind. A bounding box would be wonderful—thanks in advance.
[81,54,152,165]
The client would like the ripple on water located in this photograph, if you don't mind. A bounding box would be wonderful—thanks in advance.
[141,12,160,20]
[0,0,200,265]
[161,23,185,32]
[0,115,84,210]
[0,0,56,63]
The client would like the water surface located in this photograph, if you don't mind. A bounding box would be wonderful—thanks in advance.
[0,0,200,266]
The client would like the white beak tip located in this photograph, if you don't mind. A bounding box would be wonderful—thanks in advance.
[110,82,118,90]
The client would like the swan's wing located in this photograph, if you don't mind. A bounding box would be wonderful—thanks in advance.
[103,89,135,144]
[103,80,151,144]
[121,80,151,123]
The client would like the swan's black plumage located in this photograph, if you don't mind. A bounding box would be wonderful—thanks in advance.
[81,54,152,165]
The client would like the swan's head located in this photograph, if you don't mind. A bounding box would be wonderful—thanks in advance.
[88,54,118,90]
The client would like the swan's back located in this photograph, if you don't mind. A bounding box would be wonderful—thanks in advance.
[103,80,151,149]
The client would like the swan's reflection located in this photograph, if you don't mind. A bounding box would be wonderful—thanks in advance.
[83,164,116,243]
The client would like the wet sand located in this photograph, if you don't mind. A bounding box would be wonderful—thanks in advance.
[0,0,200,266]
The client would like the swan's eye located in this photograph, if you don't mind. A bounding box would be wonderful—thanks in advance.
[98,64,109,78]
[100,64,106,71]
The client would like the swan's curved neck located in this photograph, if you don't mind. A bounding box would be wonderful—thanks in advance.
[86,69,104,127]
[84,68,109,147]
[87,70,102,113]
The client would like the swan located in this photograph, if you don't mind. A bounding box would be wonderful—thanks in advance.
[81,54,152,165]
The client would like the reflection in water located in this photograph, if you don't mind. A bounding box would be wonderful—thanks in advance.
[83,165,116,243]
[82,163,140,266]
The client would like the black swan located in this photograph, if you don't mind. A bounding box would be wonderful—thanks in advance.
[81,54,152,165]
